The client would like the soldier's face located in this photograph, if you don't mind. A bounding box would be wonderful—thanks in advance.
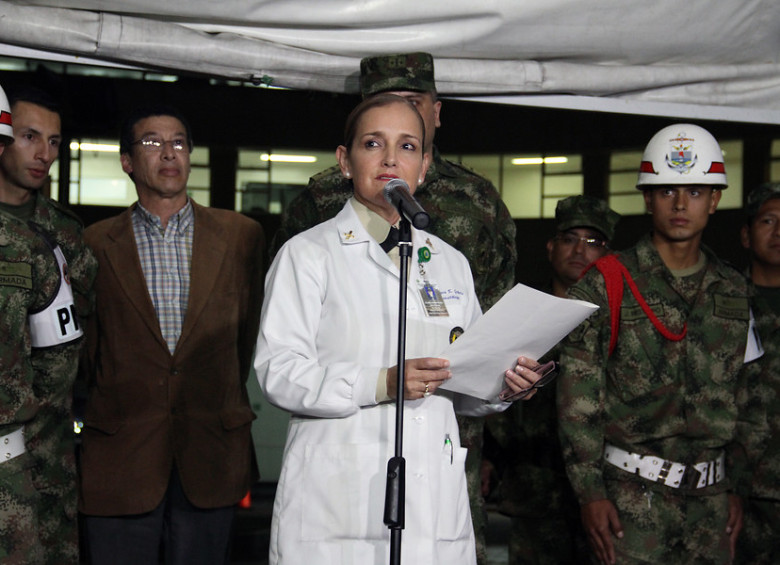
[741,198,780,269]
[0,101,61,192]
[387,91,440,154]
[644,186,721,244]
[336,101,430,224]
[547,228,609,288]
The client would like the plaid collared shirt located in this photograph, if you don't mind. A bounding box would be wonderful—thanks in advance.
[132,201,194,354]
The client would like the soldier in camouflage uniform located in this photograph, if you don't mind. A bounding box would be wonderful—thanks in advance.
[0,84,46,565]
[272,52,516,564]
[0,86,96,564]
[735,183,780,565]
[557,124,767,565]
[484,195,619,564]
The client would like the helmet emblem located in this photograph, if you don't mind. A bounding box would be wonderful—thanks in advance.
[664,132,697,174]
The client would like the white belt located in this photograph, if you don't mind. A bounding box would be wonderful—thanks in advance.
[604,443,725,489]
[1,427,25,462]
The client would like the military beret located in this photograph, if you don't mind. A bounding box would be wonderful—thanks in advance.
[745,182,780,219]
[360,52,436,98]
[555,195,621,241]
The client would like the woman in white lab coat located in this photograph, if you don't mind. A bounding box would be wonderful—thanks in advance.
[254,94,539,565]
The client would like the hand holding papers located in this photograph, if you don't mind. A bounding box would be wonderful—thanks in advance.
[438,284,598,401]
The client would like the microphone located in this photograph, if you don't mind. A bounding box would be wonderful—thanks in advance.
[383,178,430,230]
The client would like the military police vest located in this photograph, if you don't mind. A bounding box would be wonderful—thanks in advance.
[28,223,82,348]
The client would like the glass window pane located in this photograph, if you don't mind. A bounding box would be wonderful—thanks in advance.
[188,167,210,190]
[543,175,583,199]
[610,193,647,215]
[188,189,210,207]
[48,160,59,201]
[238,150,270,169]
[79,178,134,206]
[771,139,780,158]
[190,147,209,167]
[609,171,638,197]
[542,197,563,218]
[502,155,541,218]
[770,161,780,182]
[545,154,582,174]
[236,148,337,214]
[453,155,501,188]
[718,140,742,210]
[610,151,643,172]
[237,169,270,188]
[70,140,131,206]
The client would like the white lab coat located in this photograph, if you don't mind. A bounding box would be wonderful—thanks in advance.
[255,201,507,565]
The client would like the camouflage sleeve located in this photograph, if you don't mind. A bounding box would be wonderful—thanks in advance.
[66,227,98,320]
[473,180,516,310]
[728,350,771,497]
[557,272,611,505]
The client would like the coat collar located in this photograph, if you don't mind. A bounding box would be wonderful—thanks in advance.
[179,202,227,353]
[634,232,743,296]
[333,199,442,277]
[103,207,164,348]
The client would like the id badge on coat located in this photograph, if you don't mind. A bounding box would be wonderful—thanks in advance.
[416,247,449,317]
[418,279,449,317]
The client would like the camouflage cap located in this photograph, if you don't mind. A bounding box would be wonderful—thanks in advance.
[360,52,435,98]
[745,182,780,220]
[555,195,621,241]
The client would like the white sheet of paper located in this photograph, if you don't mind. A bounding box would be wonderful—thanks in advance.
[438,283,598,401]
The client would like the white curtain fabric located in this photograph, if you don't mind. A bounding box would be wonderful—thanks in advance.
[1,0,779,122]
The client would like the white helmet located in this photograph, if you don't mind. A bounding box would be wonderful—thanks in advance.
[636,123,727,190]
[0,85,12,144]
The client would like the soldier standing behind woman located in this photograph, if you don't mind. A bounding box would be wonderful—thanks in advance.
[484,195,619,564]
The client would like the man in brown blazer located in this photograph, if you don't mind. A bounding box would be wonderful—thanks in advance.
[79,106,265,565]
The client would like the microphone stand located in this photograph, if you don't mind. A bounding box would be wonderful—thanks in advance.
[383,216,412,565]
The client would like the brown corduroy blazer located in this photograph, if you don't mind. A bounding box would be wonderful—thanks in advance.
[79,201,265,516]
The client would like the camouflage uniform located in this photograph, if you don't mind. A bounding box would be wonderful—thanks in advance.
[0,206,56,564]
[273,149,517,564]
[557,234,767,564]
[735,184,780,565]
[736,283,779,565]
[484,196,617,564]
[1,193,97,564]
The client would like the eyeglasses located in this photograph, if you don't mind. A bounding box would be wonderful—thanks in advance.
[499,360,560,402]
[555,233,607,249]
[131,137,188,152]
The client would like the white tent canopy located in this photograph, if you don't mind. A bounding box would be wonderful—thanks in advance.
[1,0,779,123]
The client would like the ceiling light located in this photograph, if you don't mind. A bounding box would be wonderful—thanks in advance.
[70,142,119,152]
[511,156,568,166]
[261,153,317,163]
